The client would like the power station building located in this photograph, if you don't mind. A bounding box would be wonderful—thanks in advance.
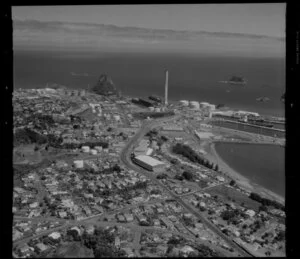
[133,155,166,172]
[179,100,189,107]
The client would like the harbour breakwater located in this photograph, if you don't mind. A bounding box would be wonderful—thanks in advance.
[210,119,285,138]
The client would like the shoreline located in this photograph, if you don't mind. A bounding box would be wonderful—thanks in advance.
[204,141,285,205]
[14,87,285,118]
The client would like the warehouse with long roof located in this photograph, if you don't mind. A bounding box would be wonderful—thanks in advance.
[133,155,165,172]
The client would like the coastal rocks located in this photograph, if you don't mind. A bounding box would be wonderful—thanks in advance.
[91,74,119,96]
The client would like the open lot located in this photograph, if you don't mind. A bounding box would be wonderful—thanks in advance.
[206,185,261,211]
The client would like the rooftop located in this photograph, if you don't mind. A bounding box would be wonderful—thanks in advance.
[135,155,165,167]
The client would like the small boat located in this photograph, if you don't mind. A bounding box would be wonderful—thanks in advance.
[256,97,270,102]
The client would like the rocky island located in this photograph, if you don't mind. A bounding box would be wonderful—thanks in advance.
[91,74,120,96]
[219,75,247,85]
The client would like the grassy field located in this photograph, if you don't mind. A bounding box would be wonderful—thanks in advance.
[207,185,261,211]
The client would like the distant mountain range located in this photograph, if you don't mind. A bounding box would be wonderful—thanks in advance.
[13,19,285,57]
[14,19,284,42]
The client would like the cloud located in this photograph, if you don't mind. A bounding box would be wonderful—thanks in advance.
[13,19,285,57]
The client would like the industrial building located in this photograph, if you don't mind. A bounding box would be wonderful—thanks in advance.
[179,100,189,107]
[234,110,260,117]
[200,102,216,110]
[134,139,149,156]
[190,101,200,110]
[133,155,166,172]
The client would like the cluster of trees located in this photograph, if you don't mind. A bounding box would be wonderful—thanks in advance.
[196,244,220,257]
[167,236,185,245]
[75,164,121,177]
[198,180,209,188]
[174,171,195,182]
[81,227,125,257]
[229,180,236,186]
[14,126,109,151]
[182,216,195,227]
[274,230,285,242]
[116,181,148,198]
[91,179,148,200]
[14,128,48,146]
[14,159,52,183]
[70,115,82,124]
[249,192,285,211]
[28,114,56,131]
[220,209,247,225]
[172,143,219,171]
[46,133,109,150]
[156,173,168,180]
[146,129,158,138]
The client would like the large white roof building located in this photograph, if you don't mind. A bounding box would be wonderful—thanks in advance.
[133,155,165,172]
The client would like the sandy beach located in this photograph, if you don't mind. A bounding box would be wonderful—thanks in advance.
[202,140,285,205]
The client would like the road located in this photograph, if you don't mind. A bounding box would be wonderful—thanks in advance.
[119,115,253,257]
[13,114,252,256]
[13,198,167,248]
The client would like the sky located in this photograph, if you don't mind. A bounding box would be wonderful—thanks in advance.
[12,4,286,57]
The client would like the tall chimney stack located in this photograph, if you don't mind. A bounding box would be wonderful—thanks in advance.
[164,70,169,106]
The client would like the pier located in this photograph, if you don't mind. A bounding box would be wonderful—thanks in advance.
[210,119,285,139]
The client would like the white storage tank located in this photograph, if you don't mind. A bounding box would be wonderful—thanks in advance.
[179,100,189,107]
[113,115,121,121]
[154,108,161,112]
[200,102,210,108]
[82,146,90,153]
[149,107,155,112]
[73,160,84,169]
[206,104,215,111]
[90,149,98,155]
[190,101,200,109]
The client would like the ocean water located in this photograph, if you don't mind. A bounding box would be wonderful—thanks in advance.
[13,50,285,116]
[215,143,285,197]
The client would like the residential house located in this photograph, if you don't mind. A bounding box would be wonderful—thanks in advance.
[35,243,48,253]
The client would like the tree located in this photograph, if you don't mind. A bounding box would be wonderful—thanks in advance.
[220,210,236,221]
[229,180,236,186]
[174,174,184,181]
[214,164,219,172]
[157,173,168,180]
[161,135,168,142]
[170,158,178,165]
[275,230,285,242]
[259,205,268,212]
[167,236,183,245]
[182,171,194,181]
